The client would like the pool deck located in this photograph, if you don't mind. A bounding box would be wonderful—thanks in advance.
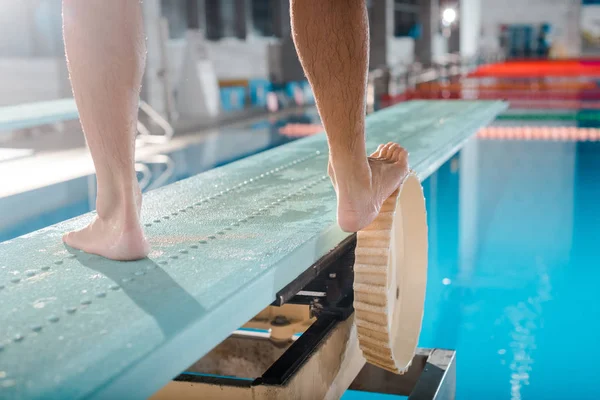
[0,107,312,199]
[0,107,317,238]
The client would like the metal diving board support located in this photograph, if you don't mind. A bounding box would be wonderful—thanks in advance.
[153,232,455,399]
[154,317,456,399]
[0,100,507,400]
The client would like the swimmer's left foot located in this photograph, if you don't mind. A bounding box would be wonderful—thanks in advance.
[63,186,149,261]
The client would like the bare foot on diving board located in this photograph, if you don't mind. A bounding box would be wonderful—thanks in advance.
[290,1,409,230]
[63,187,150,261]
[329,142,409,232]
[61,0,149,261]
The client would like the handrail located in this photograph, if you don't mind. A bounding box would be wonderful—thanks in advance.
[365,50,506,112]
[136,100,175,144]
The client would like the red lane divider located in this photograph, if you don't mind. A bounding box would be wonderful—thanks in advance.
[416,82,599,91]
[414,91,600,101]
[278,123,600,143]
[279,123,324,137]
[380,92,600,110]
[277,121,600,145]
[469,60,600,78]
[477,127,600,141]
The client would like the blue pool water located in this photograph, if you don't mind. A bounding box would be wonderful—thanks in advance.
[2,114,600,399]
[414,139,600,399]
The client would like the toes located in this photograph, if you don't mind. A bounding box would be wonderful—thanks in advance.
[371,143,408,164]
[389,144,405,162]
[388,145,400,161]
[394,151,409,169]
[381,143,408,161]
[62,231,80,249]
[62,232,71,245]
[380,142,395,158]
[371,144,386,158]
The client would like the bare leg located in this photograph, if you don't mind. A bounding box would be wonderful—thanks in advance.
[290,0,409,232]
[62,0,149,260]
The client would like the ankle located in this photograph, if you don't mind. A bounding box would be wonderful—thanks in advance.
[96,186,142,221]
[329,152,370,180]
[96,203,139,223]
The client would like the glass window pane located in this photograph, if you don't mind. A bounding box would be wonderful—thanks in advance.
[252,0,273,37]
[161,0,188,39]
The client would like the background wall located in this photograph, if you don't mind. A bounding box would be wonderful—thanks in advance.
[388,37,415,65]
[0,0,70,105]
[480,0,581,56]
[581,2,600,55]
[0,1,36,57]
[0,0,63,58]
[0,58,69,106]
[3,0,581,107]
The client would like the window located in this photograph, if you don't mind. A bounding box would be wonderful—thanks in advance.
[204,0,249,41]
[394,0,419,38]
[161,0,188,39]
[220,1,237,38]
[252,0,274,37]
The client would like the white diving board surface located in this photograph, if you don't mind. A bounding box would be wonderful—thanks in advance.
[0,99,78,132]
[0,100,507,400]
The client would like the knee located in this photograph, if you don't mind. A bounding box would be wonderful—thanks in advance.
[62,0,89,6]
[62,0,94,17]
[62,0,79,22]
[62,0,77,9]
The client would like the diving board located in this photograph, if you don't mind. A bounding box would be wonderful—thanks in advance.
[0,100,507,400]
[0,99,78,132]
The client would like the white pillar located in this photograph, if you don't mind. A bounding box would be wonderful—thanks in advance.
[416,0,440,64]
[459,0,481,57]
[369,0,394,68]
[142,0,170,119]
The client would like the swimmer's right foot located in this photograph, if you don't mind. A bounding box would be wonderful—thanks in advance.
[328,142,409,232]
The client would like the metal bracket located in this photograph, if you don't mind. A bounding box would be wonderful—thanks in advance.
[273,235,356,307]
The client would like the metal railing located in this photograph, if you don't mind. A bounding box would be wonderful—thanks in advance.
[366,51,506,113]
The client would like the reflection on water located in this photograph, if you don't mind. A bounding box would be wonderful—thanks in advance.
[504,255,551,400]
[421,139,600,399]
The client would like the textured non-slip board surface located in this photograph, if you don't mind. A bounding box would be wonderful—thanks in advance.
[0,100,506,400]
[0,99,78,132]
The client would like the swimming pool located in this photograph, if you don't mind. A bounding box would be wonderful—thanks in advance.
[2,108,599,399]
[416,134,600,399]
